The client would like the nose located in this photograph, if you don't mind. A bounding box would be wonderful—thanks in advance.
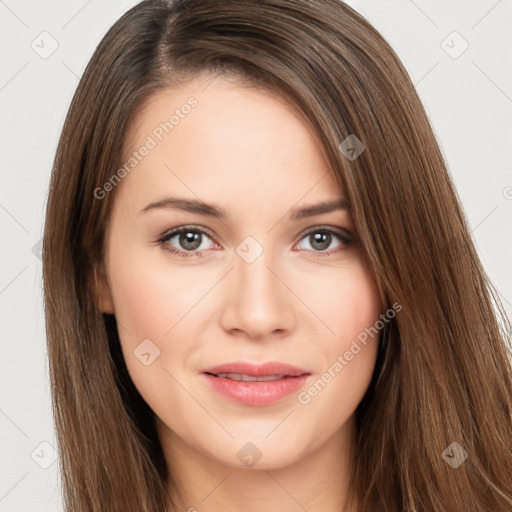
[219,248,297,340]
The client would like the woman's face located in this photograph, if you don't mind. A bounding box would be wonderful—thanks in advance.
[97,74,382,472]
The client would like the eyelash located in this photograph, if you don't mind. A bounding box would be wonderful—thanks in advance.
[157,224,353,259]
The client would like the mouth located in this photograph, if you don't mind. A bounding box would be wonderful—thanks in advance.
[202,361,309,378]
[206,373,295,382]
[201,361,311,406]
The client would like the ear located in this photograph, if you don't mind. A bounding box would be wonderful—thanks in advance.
[92,262,115,314]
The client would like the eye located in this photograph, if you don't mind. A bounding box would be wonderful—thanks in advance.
[157,226,218,259]
[295,226,353,257]
[157,224,353,259]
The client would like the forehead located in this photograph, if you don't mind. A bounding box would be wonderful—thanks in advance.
[115,75,343,216]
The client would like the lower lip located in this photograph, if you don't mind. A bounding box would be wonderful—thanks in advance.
[202,373,310,406]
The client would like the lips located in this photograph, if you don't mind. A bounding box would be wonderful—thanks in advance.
[202,361,309,378]
[201,361,311,406]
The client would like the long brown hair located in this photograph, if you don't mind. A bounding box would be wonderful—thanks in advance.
[42,0,512,510]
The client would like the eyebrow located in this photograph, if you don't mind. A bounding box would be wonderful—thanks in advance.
[140,196,348,220]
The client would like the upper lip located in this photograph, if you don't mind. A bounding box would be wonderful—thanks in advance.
[202,361,310,377]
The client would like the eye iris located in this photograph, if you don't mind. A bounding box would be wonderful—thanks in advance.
[310,232,331,250]
[170,229,339,253]
[180,231,201,250]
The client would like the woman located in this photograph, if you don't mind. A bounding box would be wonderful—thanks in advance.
[42,0,512,511]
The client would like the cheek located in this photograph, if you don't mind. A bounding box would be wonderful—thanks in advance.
[107,251,190,411]
[312,261,382,344]
[301,263,382,411]
[107,246,208,341]
[111,271,168,339]
[106,247,216,393]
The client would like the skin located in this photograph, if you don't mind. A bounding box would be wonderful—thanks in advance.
[96,74,382,512]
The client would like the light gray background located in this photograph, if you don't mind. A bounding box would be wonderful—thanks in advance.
[1,1,511,510]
